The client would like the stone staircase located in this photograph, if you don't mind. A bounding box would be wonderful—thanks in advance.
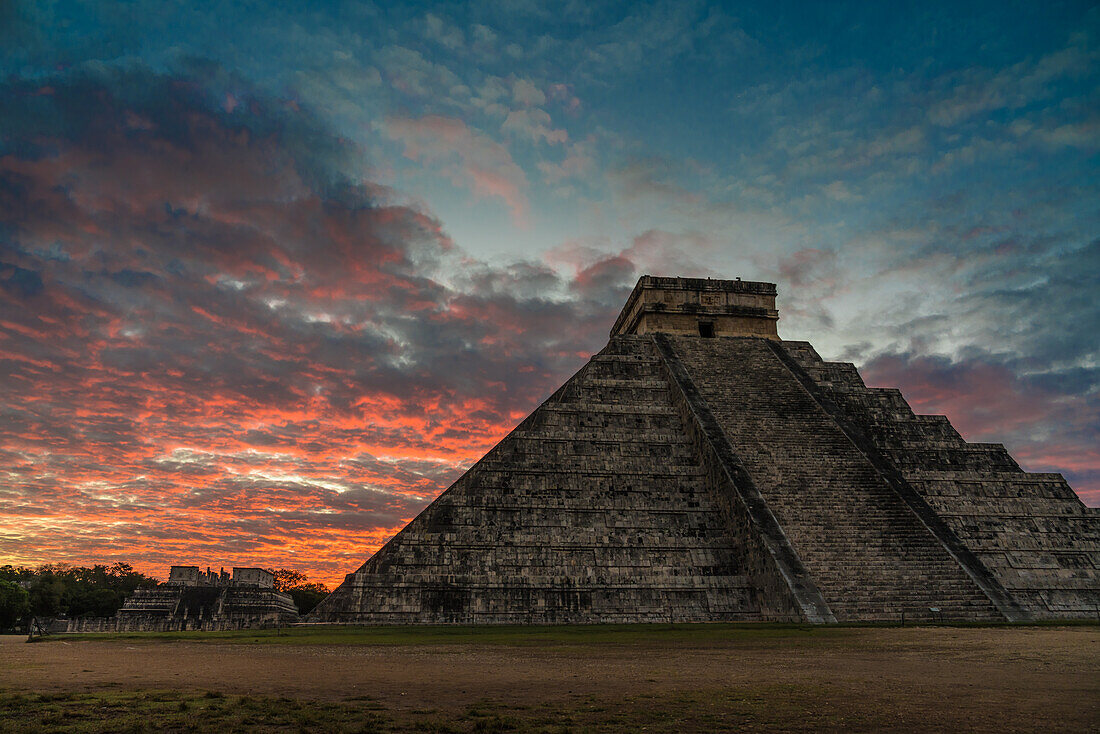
[781,340,1100,619]
[664,336,1003,622]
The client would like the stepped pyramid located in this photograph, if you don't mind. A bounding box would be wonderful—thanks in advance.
[310,276,1099,624]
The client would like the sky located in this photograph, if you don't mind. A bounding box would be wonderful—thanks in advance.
[1,1,1097,587]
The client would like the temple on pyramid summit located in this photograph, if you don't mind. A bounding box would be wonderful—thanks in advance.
[309,276,1099,624]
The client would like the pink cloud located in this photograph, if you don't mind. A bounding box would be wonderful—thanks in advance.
[385,115,530,225]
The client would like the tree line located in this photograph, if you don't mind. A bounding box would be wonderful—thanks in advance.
[0,564,332,632]
[0,562,160,631]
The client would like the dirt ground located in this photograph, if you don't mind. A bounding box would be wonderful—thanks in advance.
[2,625,1098,732]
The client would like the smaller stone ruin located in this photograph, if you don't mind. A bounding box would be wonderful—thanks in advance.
[66,565,299,632]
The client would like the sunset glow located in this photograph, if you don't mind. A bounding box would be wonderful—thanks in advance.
[2,2,1097,586]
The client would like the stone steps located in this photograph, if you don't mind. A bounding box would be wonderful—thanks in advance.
[667,335,1002,622]
[510,428,690,443]
[779,339,1100,619]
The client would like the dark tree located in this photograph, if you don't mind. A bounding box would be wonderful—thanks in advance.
[286,583,330,615]
[6,563,160,619]
[29,576,65,617]
[0,581,30,631]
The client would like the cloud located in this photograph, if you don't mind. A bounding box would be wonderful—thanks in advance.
[778,248,837,288]
[608,155,701,206]
[580,0,741,76]
[0,63,616,583]
[927,35,1097,127]
[1,1,1096,587]
[547,83,581,114]
[421,13,465,51]
[537,138,596,187]
[511,78,545,107]
[376,45,464,100]
[501,107,567,144]
[385,114,530,225]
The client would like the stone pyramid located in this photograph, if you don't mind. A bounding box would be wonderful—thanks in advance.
[309,276,1099,624]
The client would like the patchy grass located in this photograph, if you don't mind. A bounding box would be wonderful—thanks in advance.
[0,689,390,733]
[10,629,1100,730]
[41,619,1096,648]
[41,622,859,647]
[0,685,910,733]
[7,626,1097,731]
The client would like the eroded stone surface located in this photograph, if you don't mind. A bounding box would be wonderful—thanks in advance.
[310,276,1099,624]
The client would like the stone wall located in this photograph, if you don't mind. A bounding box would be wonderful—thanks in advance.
[66,615,292,633]
[72,583,304,632]
[611,275,779,339]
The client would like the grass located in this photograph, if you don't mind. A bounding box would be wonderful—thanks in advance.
[0,685,890,733]
[38,622,859,647]
[0,690,391,733]
[8,626,1096,731]
[35,619,1095,647]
